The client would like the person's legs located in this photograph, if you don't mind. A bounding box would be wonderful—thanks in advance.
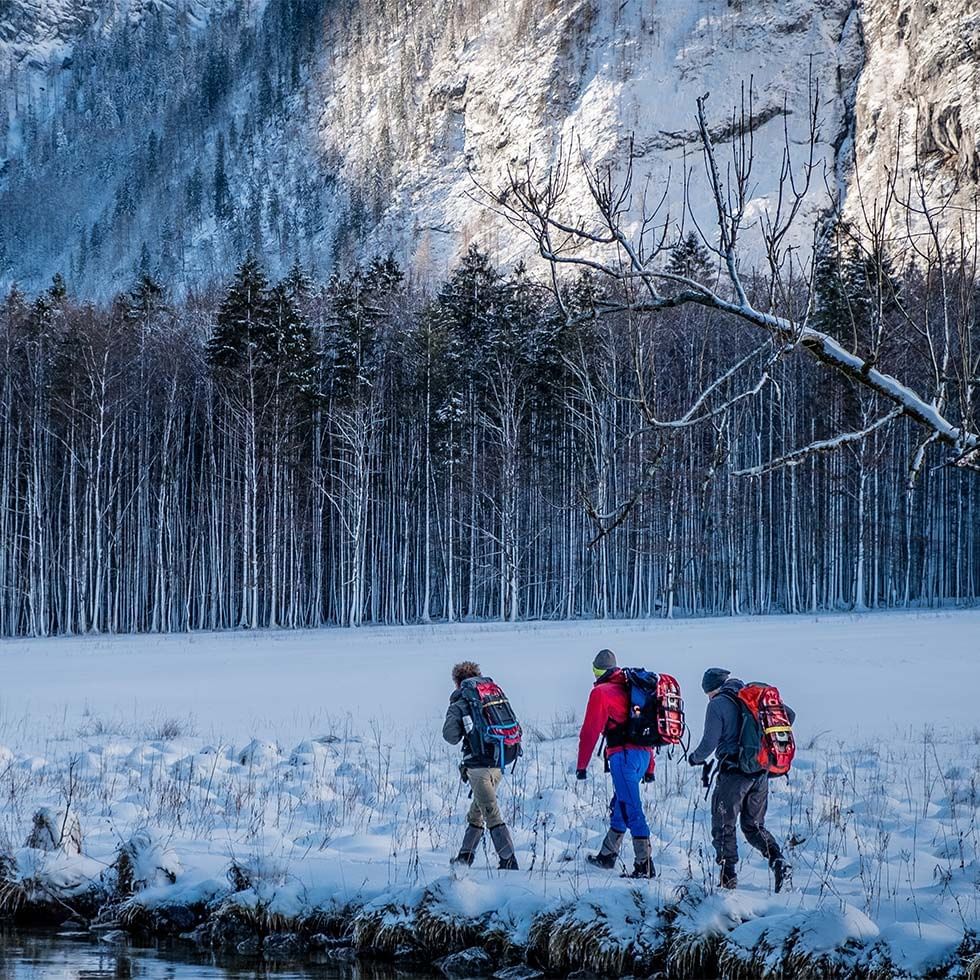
[740,772,790,890]
[468,767,517,868]
[451,823,484,865]
[712,770,751,885]
[586,788,626,868]
[609,750,650,837]
[453,768,492,866]
[587,754,635,869]
[468,767,504,828]
[739,773,782,863]
[465,792,485,830]
[595,827,625,857]
[611,749,653,876]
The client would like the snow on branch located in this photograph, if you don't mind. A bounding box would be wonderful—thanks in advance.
[732,408,904,477]
[482,85,980,474]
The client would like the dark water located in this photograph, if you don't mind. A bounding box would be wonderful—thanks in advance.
[0,932,434,979]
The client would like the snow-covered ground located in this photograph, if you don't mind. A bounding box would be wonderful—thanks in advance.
[0,610,978,975]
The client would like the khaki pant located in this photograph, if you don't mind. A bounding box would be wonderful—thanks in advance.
[465,766,504,829]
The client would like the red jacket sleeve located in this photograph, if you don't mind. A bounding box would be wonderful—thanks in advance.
[577,687,608,771]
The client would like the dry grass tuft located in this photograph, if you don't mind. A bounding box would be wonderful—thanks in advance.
[301,905,352,939]
[526,905,568,968]
[666,926,723,978]
[414,890,479,953]
[547,904,632,976]
[352,904,417,956]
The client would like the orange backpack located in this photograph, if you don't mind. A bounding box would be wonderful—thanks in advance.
[729,683,796,776]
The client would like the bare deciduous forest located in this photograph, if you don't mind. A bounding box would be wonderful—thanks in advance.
[2,226,977,636]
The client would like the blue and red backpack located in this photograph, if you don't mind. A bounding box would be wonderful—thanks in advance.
[460,677,523,768]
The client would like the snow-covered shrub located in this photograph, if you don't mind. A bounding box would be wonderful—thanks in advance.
[112,831,180,896]
[25,807,82,855]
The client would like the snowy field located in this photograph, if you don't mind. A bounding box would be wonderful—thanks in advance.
[0,610,979,976]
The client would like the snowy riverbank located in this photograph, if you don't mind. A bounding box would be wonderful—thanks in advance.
[0,611,978,976]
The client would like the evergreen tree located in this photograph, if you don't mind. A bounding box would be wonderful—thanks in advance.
[326,255,404,402]
[282,260,314,306]
[213,133,231,221]
[207,253,272,375]
[127,273,165,328]
[667,232,714,282]
[430,244,503,373]
[49,273,68,302]
[267,281,318,404]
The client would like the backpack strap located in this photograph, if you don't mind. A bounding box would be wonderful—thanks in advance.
[714,687,752,772]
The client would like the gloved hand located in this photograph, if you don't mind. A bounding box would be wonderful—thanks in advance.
[688,754,701,767]
[576,769,587,781]
[642,772,655,784]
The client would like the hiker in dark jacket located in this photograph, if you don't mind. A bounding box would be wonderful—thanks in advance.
[576,649,656,878]
[443,660,518,870]
[689,668,793,892]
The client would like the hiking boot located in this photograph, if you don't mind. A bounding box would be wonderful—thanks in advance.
[773,859,792,894]
[624,860,656,879]
[719,862,738,890]
[489,824,517,869]
[450,824,483,867]
[586,851,617,869]
[623,836,655,878]
[587,828,624,870]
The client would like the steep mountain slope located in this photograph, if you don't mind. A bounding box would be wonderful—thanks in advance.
[317,0,862,276]
[1,0,329,293]
[0,0,977,297]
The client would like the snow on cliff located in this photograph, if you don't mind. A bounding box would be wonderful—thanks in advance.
[1,0,978,291]
[316,0,861,276]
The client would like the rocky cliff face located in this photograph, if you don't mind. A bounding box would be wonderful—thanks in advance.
[315,0,862,275]
[848,0,980,236]
[0,0,100,63]
[0,0,235,62]
[0,0,977,295]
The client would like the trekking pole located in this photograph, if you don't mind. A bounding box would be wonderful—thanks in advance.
[702,760,715,800]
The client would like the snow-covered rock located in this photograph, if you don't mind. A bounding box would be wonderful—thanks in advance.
[437,947,494,978]
[237,738,281,768]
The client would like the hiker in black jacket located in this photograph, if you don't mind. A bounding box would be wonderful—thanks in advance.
[442,660,519,870]
[689,668,793,892]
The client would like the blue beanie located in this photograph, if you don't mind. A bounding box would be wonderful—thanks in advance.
[701,667,730,693]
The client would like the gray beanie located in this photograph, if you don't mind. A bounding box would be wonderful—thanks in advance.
[701,667,730,693]
[593,649,617,672]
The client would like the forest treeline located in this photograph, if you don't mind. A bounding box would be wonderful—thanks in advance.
[1,240,977,636]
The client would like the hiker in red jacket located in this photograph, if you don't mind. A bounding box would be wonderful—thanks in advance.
[577,649,655,878]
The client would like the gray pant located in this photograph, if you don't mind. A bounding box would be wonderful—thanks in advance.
[466,767,504,829]
[711,770,783,866]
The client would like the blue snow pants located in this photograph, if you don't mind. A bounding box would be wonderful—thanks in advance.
[608,748,651,837]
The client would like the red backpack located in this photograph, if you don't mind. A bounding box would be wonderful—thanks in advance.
[730,683,795,776]
[615,669,685,747]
